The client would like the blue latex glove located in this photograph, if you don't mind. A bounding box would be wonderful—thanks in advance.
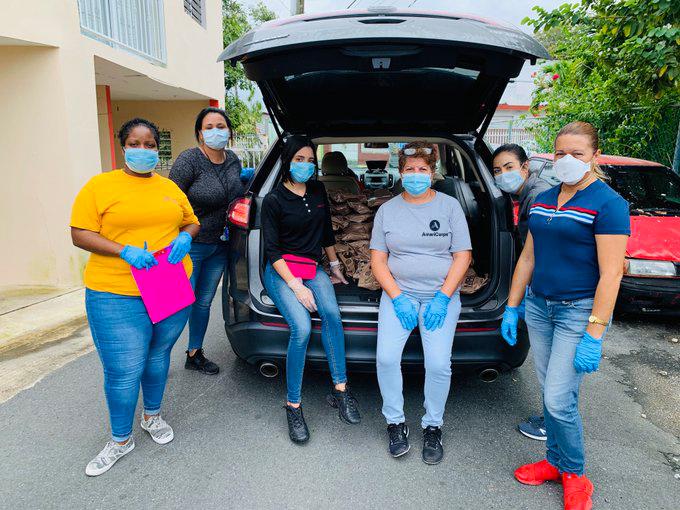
[168,231,192,264]
[120,241,157,271]
[501,306,519,346]
[423,291,450,331]
[573,332,602,373]
[240,167,254,182]
[392,294,418,331]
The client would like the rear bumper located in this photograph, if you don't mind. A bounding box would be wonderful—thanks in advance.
[225,319,529,372]
[617,275,680,315]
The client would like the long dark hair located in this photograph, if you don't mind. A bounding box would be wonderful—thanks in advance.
[492,143,528,166]
[279,135,318,183]
[194,107,234,144]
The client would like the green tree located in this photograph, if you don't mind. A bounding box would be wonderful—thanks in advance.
[523,0,680,166]
[222,0,276,135]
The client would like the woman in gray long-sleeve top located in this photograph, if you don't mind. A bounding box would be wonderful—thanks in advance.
[169,107,245,375]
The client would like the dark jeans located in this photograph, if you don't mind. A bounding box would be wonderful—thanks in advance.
[188,242,229,351]
[264,263,347,404]
[85,289,190,442]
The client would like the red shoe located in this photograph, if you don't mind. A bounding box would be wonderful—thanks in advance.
[514,459,561,486]
[562,473,594,510]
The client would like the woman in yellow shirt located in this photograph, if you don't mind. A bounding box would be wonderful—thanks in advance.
[70,118,200,476]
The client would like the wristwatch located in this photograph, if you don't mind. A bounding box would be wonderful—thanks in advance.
[588,315,608,326]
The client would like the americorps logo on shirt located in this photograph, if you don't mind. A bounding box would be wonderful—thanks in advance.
[422,218,448,237]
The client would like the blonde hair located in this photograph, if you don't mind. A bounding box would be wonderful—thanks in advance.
[555,121,609,181]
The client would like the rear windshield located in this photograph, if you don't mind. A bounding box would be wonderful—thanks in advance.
[607,165,680,214]
[318,142,443,181]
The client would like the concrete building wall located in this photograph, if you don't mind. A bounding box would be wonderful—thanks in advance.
[111,100,210,173]
[0,1,225,288]
[0,46,87,286]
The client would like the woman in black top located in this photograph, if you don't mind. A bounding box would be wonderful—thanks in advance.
[169,107,245,375]
[262,136,361,444]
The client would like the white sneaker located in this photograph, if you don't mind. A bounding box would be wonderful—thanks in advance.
[141,414,174,445]
[85,438,135,477]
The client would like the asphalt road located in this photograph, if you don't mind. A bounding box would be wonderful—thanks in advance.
[1,299,679,510]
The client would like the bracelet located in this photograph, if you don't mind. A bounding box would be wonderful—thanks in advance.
[329,260,341,268]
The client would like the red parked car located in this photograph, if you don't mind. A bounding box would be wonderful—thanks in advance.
[530,154,680,315]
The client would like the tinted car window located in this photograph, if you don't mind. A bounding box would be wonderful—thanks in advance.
[607,165,680,213]
[529,158,545,175]
[538,162,561,185]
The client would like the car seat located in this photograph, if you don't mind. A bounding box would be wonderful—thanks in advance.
[320,152,361,194]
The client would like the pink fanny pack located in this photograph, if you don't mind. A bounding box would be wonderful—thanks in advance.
[282,254,317,280]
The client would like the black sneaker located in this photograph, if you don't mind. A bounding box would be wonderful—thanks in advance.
[285,405,310,444]
[422,426,444,465]
[184,349,219,375]
[518,415,547,441]
[387,423,410,458]
[326,386,361,425]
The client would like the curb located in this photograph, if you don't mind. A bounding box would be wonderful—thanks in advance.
[0,289,88,361]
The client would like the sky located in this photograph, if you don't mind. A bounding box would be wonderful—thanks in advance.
[238,0,565,106]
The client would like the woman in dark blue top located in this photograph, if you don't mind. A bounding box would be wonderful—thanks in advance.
[501,122,630,510]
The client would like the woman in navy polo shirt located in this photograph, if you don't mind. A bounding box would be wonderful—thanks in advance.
[501,122,629,510]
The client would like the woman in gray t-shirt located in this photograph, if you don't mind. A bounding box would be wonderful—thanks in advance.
[370,141,472,464]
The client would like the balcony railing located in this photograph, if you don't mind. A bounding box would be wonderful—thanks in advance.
[77,0,167,65]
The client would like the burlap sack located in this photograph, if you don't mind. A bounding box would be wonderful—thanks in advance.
[348,201,371,214]
[347,213,373,224]
[347,240,370,261]
[328,191,345,204]
[460,267,489,294]
[331,215,350,232]
[331,203,351,215]
[337,249,356,275]
[356,261,381,290]
[367,195,392,209]
[338,223,372,242]
[342,193,368,203]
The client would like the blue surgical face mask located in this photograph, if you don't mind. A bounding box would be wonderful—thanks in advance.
[290,161,316,183]
[495,170,525,194]
[402,173,431,196]
[202,128,230,150]
[124,148,159,173]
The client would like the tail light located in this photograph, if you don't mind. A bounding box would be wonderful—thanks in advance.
[228,196,251,229]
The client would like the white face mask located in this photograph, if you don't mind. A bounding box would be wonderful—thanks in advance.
[554,154,591,185]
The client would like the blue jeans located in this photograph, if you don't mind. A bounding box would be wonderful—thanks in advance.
[264,263,348,404]
[525,287,596,475]
[85,289,190,442]
[188,242,229,351]
[376,291,462,429]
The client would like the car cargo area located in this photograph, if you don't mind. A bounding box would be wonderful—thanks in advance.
[259,139,495,307]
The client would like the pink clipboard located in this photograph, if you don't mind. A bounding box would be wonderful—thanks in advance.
[131,246,195,324]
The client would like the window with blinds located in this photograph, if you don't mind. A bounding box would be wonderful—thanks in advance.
[159,131,172,163]
[184,0,204,25]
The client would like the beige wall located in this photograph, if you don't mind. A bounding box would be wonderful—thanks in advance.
[0,0,225,103]
[0,46,90,286]
[96,85,114,172]
[111,100,211,174]
[0,1,225,287]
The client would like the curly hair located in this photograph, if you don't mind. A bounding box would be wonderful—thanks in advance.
[398,141,438,171]
[117,118,160,148]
